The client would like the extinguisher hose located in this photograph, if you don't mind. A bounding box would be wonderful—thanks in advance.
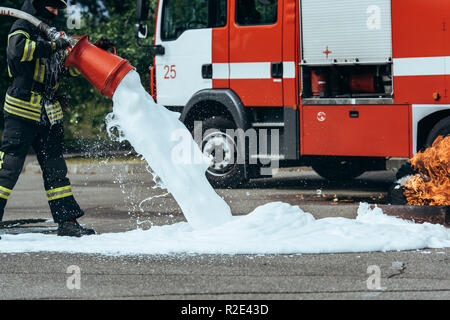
[0,7,69,42]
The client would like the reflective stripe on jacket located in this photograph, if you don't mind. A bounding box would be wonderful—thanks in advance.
[4,19,78,123]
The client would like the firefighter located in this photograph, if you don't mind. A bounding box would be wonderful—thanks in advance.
[0,0,95,237]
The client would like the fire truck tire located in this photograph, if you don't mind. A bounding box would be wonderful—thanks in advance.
[425,116,450,147]
[311,157,366,182]
[199,117,248,189]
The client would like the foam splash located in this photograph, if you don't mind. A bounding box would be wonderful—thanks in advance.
[0,203,448,255]
[106,70,232,230]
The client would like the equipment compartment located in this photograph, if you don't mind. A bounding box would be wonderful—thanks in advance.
[301,0,392,65]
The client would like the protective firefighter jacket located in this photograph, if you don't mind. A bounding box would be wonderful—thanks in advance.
[4,0,80,124]
[0,0,83,224]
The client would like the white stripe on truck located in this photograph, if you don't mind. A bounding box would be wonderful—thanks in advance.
[213,62,296,80]
[394,57,450,76]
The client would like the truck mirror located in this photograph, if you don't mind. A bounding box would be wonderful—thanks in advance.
[135,23,148,39]
[136,0,149,21]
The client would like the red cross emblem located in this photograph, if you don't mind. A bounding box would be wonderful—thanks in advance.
[323,46,332,59]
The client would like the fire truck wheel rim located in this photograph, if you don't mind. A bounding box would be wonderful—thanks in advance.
[202,131,236,177]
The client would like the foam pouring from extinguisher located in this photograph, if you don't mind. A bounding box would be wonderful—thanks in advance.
[108,70,233,229]
[66,36,232,229]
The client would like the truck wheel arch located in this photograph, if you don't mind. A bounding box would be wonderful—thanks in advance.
[180,89,249,131]
[417,110,450,152]
[425,116,450,147]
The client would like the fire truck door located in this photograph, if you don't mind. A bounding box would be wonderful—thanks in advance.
[229,0,284,106]
[392,0,448,104]
[154,0,227,107]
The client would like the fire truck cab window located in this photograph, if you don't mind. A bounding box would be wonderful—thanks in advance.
[236,0,277,26]
[161,0,227,41]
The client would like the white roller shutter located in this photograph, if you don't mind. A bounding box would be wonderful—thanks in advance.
[301,0,392,65]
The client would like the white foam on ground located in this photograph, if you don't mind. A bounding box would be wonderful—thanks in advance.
[0,203,449,255]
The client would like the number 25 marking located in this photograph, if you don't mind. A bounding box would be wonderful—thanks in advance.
[164,65,176,79]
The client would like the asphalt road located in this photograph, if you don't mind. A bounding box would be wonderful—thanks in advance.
[0,159,449,300]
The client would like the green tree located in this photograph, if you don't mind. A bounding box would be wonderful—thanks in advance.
[62,0,157,144]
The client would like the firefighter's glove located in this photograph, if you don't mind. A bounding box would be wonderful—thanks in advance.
[54,38,71,51]
[94,36,115,51]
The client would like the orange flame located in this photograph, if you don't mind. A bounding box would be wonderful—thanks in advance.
[403,136,450,206]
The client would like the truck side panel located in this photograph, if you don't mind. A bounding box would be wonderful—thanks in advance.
[282,0,298,108]
[212,0,230,89]
[229,0,284,107]
[392,0,448,105]
[301,105,410,157]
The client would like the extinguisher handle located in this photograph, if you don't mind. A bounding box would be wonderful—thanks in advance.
[94,36,117,55]
[110,45,117,55]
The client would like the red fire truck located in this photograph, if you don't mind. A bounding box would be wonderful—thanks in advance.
[135,0,450,187]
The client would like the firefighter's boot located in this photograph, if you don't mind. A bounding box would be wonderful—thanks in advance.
[57,219,95,237]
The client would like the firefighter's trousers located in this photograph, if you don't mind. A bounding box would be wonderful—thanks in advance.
[0,116,84,223]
